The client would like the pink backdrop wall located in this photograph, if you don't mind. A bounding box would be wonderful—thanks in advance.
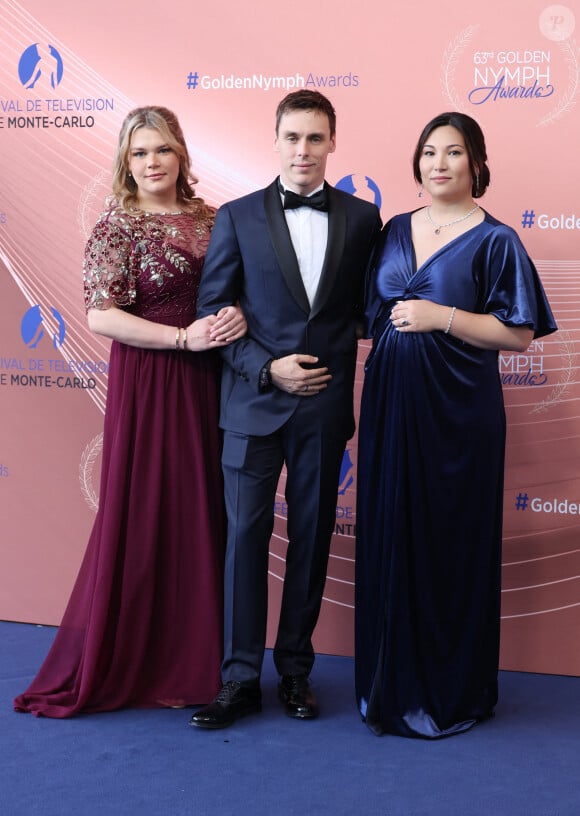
[1,0,578,675]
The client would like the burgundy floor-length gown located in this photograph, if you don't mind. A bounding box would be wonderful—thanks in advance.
[355,211,557,738]
[14,205,224,717]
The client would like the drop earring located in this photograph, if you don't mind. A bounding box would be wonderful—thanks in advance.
[474,173,480,197]
[417,184,424,198]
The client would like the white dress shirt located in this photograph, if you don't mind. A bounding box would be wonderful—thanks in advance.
[280,182,328,308]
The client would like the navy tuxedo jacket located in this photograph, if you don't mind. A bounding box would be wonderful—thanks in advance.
[197,178,381,439]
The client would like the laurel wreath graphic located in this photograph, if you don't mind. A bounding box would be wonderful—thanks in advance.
[442,27,578,127]
[530,330,577,414]
[538,38,579,127]
[77,170,110,240]
[441,25,479,110]
[79,432,103,512]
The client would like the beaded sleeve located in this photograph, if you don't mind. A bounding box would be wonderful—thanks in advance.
[83,207,136,311]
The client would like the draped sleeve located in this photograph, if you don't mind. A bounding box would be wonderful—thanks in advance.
[83,206,135,311]
[363,218,394,339]
[476,223,557,339]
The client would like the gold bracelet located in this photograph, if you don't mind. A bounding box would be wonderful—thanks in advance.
[182,327,187,351]
[175,328,181,350]
[444,306,456,335]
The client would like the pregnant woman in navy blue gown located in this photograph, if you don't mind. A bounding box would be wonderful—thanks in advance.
[355,112,557,738]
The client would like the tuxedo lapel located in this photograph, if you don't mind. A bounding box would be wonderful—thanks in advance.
[310,184,346,318]
[264,181,311,315]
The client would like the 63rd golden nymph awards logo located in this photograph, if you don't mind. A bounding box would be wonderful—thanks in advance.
[440,4,578,125]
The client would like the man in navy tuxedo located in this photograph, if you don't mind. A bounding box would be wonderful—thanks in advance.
[190,90,381,729]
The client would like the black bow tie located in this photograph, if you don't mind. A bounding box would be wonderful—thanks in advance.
[282,187,328,212]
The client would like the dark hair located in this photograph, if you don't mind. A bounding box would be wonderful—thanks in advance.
[412,112,490,198]
[275,90,336,137]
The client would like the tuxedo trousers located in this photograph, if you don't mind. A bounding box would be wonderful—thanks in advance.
[220,398,347,685]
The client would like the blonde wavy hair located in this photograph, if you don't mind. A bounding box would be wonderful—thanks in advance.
[111,105,212,214]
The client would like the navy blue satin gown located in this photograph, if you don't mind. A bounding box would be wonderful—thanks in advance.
[355,211,557,738]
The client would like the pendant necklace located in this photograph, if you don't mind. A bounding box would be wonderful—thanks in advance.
[426,204,479,235]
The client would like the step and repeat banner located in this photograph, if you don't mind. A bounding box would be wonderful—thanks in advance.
[1,0,579,674]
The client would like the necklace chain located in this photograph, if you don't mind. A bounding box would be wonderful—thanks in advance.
[426,204,479,235]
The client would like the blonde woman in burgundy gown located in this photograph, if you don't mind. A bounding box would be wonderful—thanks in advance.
[14,106,245,717]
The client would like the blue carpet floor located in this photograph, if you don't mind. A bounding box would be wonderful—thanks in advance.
[1,621,579,816]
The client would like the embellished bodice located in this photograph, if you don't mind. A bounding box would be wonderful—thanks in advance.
[83,205,215,326]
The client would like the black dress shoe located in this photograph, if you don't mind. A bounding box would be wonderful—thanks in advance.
[188,681,261,729]
[278,674,319,719]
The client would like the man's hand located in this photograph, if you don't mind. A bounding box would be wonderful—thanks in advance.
[270,354,331,396]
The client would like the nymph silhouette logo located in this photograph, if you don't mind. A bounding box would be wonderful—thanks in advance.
[336,175,382,209]
[18,44,64,90]
[21,305,66,349]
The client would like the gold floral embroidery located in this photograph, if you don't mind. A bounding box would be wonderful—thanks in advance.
[83,205,213,311]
